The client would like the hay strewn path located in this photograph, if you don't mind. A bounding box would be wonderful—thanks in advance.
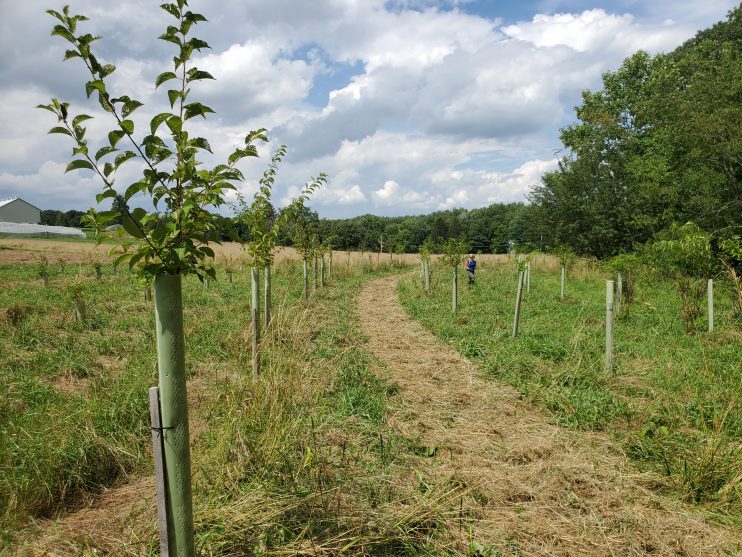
[358,275,741,556]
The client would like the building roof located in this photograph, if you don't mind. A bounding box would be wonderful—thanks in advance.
[0,196,41,211]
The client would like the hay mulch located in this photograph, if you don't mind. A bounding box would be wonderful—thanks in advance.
[358,275,742,556]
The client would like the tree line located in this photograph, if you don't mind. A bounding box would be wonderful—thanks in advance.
[529,5,741,259]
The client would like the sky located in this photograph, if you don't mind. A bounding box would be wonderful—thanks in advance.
[0,0,737,219]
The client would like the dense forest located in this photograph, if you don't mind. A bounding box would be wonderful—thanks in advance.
[46,6,740,258]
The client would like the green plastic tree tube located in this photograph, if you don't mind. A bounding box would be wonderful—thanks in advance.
[264,264,271,328]
[251,266,260,381]
[153,274,195,556]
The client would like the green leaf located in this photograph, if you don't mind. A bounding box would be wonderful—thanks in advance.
[99,64,116,78]
[185,69,215,83]
[122,100,143,118]
[122,213,144,238]
[166,115,182,134]
[113,252,134,268]
[115,151,137,169]
[167,89,181,108]
[183,11,207,24]
[124,181,147,201]
[65,159,95,173]
[48,126,72,137]
[184,102,215,120]
[108,130,125,147]
[46,9,65,23]
[103,162,115,177]
[72,114,93,127]
[95,189,117,204]
[120,120,134,134]
[155,71,177,88]
[72,145,88,156]
[85,80,106,99]
[158,32,181,46]
[95,146,117,161]
[150,112,172,135]
[128,252,145,270]
[51,25,75,43]
[160,3,181,18]
[245,128,269,145]
[131,207,147,223]
[63,49,81,60]
[189,137,212,152]
[187,38,210,51]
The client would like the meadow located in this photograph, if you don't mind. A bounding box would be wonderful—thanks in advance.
[398,258,742,519]
[2,241,741,555]
[0,251,463,555]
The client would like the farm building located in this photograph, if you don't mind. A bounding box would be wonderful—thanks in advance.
[0,197,40,224]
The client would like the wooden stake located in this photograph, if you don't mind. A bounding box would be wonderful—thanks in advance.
[148,387,170,557]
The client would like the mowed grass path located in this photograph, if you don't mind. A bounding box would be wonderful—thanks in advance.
[398,261,742,519]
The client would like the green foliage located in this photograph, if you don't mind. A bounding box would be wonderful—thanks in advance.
[645,222,714,280]
[553,244,576,271]
[605,253,643,315]
[39,3,268,281]
[644,223,715,332]
[419,239,433,262]
[530,7,742,258]
[438,238,467,268]
[237,145,286,268]
[36,256,49,280]
[286,175,327,260]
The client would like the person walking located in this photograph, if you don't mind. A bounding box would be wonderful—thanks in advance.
[466,253,476,285]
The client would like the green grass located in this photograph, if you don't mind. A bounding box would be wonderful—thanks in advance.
[1,258,461,554]
[399,261,742,518]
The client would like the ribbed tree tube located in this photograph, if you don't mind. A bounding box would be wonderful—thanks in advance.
[153,274,195,556]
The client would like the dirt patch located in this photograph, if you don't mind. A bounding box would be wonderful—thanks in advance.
[357,275,742,556]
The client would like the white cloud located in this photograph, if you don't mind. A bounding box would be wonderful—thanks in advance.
[0,0,733,216]
[502,9,694,53]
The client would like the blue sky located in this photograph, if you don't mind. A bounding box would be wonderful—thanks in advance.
[0,0,737,218]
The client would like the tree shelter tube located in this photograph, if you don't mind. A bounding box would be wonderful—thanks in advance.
[153,274,195,557]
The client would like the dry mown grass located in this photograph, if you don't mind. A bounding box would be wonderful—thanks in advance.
[359,274,742,555]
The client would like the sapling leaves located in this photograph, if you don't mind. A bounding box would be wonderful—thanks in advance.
[41,1,270,280]
[65,159,95,172]
[155,71,177,88]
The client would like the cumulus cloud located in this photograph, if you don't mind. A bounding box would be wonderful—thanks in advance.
[0,0,733,216]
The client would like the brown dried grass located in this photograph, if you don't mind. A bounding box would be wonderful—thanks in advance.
[357,274,742,555]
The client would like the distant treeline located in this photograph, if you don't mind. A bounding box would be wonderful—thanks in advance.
[40,209,87,228]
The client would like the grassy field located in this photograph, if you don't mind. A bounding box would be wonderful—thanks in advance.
[398,259,742,519]
[0,256,465,555]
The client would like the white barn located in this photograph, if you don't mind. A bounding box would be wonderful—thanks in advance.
[0,197,41,224]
